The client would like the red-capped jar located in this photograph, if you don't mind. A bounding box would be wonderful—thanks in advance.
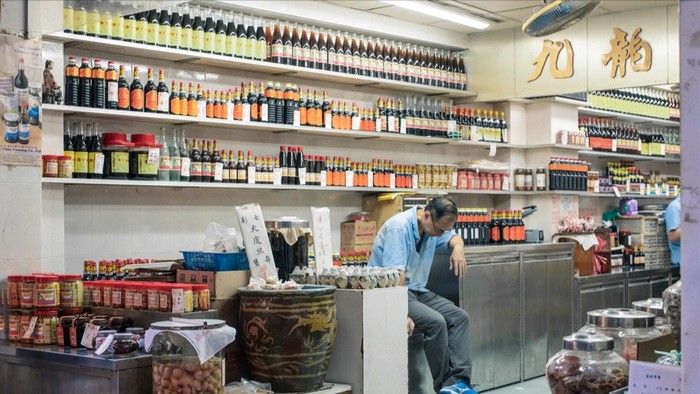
[83,281,94,307]
[102,281,113,308]
[58,274,83,308]
[19,275,36,309]
[7,275,22,308]
[147,284,160,311]
[91,281,103,307]
[131,283,146,310]
[42,155,59,177]
[33,309,59,345]
[123,282,134,309]
[192,284,211,312]
[34,275,60,309]
[158,283,173,312]
[111,281,125,308]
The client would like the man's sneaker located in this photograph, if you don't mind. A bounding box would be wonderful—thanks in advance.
[438,380,479,394]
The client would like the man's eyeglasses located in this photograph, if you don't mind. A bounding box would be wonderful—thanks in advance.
[430,213,452,235]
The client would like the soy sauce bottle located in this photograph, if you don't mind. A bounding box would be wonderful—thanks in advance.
[105,61,118,110]
[91,59,105,109]
[78,57,92,108]
[64,56,80,107]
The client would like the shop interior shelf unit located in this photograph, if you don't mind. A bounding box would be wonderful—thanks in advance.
[578,150,680,163]
[41,177,535,196]
[45,32,478,100]
[578,106,680,128]
[546,190,676,200]
[43,104,521,149]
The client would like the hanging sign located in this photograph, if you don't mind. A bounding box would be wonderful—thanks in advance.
[311,207,333,275]
[235,203,277,281]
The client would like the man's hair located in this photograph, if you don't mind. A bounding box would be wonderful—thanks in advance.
[425,195,458,220]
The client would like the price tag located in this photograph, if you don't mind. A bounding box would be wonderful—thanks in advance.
[214,163,223,182]
[180,157,191,177]
[345,171,354,187]
[171,288,185,313]
[375,119,381,133]
[351,116,360,131]
[400,120,407,134]
[387,116,396,132]
[94,153,105,174]
[293,110,301,126]
[247,167,255,184]
[311,207,333,275]
[451,171,458,188]
[412,174,418,189]
[489,144,497,157]
[613,186,622,197]
[22,316,38,339]
[94,334,114,355]
[298,167,307,185]
[325,114,332,129]
[81,322,101,348]
[148,148,159,165]
[629,361,681,394]
[273,168,282,185]
[390,173,396,189]
[320,170,327,187]
[368,171,374,187]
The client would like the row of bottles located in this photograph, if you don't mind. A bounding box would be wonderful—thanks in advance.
[62,121,103,179]
[454,209,526,246]
[588,88,679,120]
[62,57,507,143]
[547,158,591,191]
[579,117,680,158]
[62,3,468,90]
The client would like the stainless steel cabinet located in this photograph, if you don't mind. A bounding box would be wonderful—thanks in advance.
[426,243,574,391]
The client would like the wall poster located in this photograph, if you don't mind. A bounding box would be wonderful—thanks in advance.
[0,35,42,166]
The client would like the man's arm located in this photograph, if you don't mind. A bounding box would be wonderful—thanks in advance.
[668,227,681,243]
[448,234,467,277]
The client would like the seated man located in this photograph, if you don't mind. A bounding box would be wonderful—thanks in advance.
[369,196,477,394]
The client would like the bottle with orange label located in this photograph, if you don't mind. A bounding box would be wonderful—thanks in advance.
[129,66,144,111]
[205,90,214,118]
[116,64,130,110]
[169,80,179,115]
[144,67,157,113]
[233,87,243,121]
[91,59,105,109]
[187,83,197,117]
[64,56,80,107]
[248,81,258,121]
[178,81,187,116]
[78,57,92,108]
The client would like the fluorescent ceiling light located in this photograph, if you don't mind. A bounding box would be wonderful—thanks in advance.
[382,0,490,30]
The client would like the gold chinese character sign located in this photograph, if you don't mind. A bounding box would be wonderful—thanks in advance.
[602,27,652,78]
[528,39,574,82]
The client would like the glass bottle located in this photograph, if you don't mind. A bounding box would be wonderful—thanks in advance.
[158,127,170,181]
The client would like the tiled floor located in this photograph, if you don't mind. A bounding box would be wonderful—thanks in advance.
[481,376,549,394]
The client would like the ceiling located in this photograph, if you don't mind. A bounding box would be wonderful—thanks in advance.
[325,0,678,34]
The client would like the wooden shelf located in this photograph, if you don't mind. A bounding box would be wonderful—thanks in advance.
[578,107,680,127]
[41,177,533,196]
[43,104,521,150]
[578,150,680,163]
[46,32,477,100]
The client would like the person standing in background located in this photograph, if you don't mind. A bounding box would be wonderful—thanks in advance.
[369,196,477,394]
[666,195,681,265]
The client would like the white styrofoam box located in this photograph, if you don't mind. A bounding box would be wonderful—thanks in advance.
[628,360,681,394]
[326,287,409,394]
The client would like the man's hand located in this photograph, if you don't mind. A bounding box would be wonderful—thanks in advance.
[448,238,467,277]
[407,317,415,336]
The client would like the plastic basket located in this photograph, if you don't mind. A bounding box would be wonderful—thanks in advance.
[181,251,249,271]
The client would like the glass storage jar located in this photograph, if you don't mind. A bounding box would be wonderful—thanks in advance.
[8,311,22,342]
[19,275,35,309]
[546,332,628,394]
[580,308,662,362]
[58,315,76,347]
[59,274,83,308]
[112,332,139,355]
[7,275,21,308]
[33,310,59,345]
[149,319,227,394]
[34,275,60,309]
[192,284,211,311]
[93,329,117,350]
[632,298,671,334]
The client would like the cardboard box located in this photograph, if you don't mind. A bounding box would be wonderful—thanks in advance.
[636,333,677,362]
[325,287,408,393]
[362,194,406,230]
[176,269,250,299]
[340,220,377,245]
[340,242,374,252]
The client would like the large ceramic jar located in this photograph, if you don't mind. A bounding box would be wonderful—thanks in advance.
[546,332,628,393]
[238,285,337,392]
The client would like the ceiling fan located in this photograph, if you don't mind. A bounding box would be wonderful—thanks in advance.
[523,0,602,37]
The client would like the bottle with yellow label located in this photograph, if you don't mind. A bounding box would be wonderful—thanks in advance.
[158,10,171,48]
[147,9,159,46]
[203,17,215,53]
[73,4,87,35]
[63,1,74,33]
[170,12,182,49]
[86,6,100,37]
[123,13,135,42]
[111,13,124,41]
[193,16,205,52]
[73,122,88,179]
[99,10,112,39]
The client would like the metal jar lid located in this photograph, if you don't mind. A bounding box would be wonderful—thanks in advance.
[150,318,226,330]
[587,308,656,328]
[265,216,309,229]
[563,332,614,351]
[632,298,665,318]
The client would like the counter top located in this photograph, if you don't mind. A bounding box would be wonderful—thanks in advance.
[575,264,679,284]
[0,341,152,370]
[460,242,576,254]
